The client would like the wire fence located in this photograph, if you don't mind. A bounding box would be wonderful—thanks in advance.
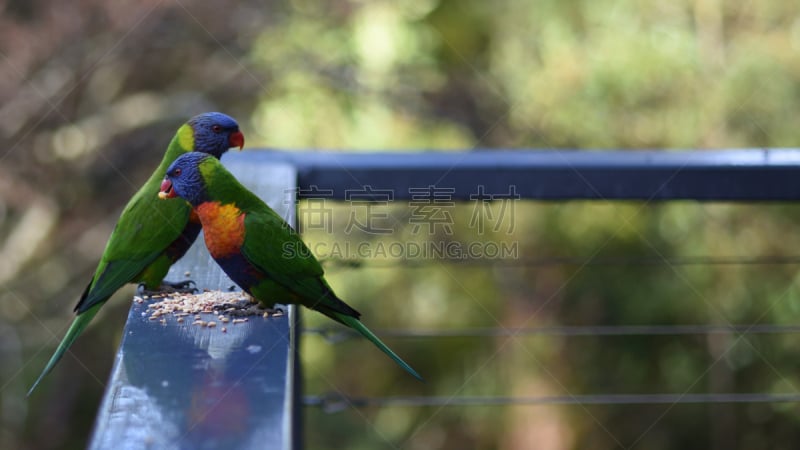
[285,150,800,418]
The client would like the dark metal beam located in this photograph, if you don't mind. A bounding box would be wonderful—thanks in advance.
[227,149,800,201]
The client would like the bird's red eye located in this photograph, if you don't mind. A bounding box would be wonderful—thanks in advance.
[174,168,182,176]
[212,125,222,133]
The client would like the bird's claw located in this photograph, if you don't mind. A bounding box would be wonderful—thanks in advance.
[261,305,286,317]
[136,282,151,296]
[136,280,198,297]
[218,302,285,318]
[225,302,263,317]
[162,279,197,292]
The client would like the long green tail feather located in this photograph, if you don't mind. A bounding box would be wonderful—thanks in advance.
[335,313,423,381]
[28,303,103,395]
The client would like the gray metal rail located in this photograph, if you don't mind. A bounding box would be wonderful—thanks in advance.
[239,148,800,200]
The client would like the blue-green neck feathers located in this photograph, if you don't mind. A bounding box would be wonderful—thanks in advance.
[165,153,257,209]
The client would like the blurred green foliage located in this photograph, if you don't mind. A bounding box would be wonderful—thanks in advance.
[3,0,800,449]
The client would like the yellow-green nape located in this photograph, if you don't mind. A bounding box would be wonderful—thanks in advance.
[177,124,194,151]
[198,154,223,179]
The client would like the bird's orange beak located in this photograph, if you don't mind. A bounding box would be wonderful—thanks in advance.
[229,130,244,150]
[158,178,176,199]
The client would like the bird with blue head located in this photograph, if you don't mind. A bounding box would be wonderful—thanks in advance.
[159,152,423,381]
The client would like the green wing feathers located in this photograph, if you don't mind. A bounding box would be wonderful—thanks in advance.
[237,195,422,381]
[27,303,103,395]
[241,208,325,281]
[74,186,192,313]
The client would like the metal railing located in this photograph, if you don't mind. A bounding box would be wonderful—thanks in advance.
[89,149,800,450]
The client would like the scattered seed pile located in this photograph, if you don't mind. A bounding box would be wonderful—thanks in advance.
[135,289,282,333]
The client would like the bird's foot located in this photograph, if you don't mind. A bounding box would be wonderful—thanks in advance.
[217,301,285,317]
[137,280,197,297]
[162,279,198,293]
[260,305,286,318]
[224,301,264,317]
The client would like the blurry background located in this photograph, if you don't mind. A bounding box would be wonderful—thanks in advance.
[4,1,800,449]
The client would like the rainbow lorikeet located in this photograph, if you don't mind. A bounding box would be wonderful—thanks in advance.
[158,152,423,381]
[28,112,244,395]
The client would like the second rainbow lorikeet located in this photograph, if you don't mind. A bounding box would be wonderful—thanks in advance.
[28,112,244,395]
[158,152,422,381]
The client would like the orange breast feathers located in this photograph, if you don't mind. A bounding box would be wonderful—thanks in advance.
[195,202,246,258]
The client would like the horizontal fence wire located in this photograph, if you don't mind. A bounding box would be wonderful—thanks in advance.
[303,324,800,342]
[319,255,800,269]
[305,258,800,413]
[304,393,800,413]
